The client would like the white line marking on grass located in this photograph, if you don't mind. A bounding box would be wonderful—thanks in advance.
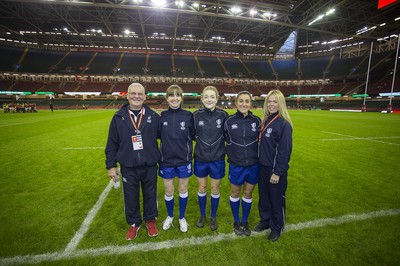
[64,181,113,253]
[62,147,105,150]
[1,208,399,266]
[322,131,400,146]
[0,122,38,127]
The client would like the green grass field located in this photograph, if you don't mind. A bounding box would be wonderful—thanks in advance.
[0,109,399,266]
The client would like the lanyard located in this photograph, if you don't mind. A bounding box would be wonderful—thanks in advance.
[128,108,144,133]
[258,114,280,142]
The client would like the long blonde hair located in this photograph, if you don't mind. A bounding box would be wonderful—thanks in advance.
[262,90,293,127]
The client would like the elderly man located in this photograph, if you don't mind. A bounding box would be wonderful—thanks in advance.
[105,83,160,240]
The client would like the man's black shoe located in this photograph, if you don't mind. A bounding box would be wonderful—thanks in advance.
[268,232,280,242]
[254,223,269,232]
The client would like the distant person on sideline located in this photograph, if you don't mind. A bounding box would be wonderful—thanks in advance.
[159,85,195,233]
[224,91,261,236]
[256,89,293,242]
[105,83,160,240]
[49,101,54,112]
[193,86,228,231]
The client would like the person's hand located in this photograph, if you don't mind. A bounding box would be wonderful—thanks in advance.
[107,167,119,182]
[270,173,280,184]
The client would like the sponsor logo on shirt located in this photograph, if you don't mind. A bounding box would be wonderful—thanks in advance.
[199,121,204,126]
[231,124,238,129]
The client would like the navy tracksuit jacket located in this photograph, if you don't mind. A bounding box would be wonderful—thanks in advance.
[224,110,261,167]
[193,107,228,162]
[159,107,195,167]
[258,112,293,235]
[105,103,160,226]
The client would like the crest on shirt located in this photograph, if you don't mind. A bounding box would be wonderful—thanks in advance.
[163,121,168,126]
[266,128,272,137]
[216,119,222,128]
[231,124,238,129]
[147,116,152,123]
[198,121,205,126]
[251,122,257,132]
[180,121,186,130]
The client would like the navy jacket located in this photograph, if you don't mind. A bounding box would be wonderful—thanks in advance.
[159,107,195,167]
[258,112,293,176]
[224,110,261,167]
[105,103,160,169]
[193,107,228,162]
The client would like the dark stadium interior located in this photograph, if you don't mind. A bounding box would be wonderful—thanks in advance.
[0,0,399,111]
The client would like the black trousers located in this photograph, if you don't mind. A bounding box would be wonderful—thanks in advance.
[258,165,287,235]
[121,165,158,226]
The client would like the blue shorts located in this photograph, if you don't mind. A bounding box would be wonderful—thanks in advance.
[194,160,225,179]
[228,163,260,186]
[159,163,192,179]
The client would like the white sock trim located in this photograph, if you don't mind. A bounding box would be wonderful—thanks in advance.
[211,193,220,199]
[230,196,240,202]
[242,197,252,203]
[198,191,206,197]
[164,195,174,201]
[179,191,188,198]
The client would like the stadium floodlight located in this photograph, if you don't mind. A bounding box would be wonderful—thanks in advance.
[230,6,242,15]
[192,2,199,9]
[151,0,166,7]
[308,7,335,25]
[175,1,185,8]
[325,8,335,16]
[249,9,257,16]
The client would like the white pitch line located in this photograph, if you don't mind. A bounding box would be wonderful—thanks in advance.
[1,208,399,266]
[322,131,400,146]
[64,181,114,253]
[62,147,105,150]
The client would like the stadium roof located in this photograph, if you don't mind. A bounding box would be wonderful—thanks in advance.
[0,0,399,57]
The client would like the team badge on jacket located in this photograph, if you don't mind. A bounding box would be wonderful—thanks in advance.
[216,119,222,128]
[180,121,186,130]
[251,123,257,131]
[266,128,272,137]
[147,116,152,123]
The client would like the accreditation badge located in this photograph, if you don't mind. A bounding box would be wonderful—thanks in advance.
[131,135,144,150]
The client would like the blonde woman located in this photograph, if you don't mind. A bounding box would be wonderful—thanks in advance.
[193,86,228,231]
[256,89,293,242]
